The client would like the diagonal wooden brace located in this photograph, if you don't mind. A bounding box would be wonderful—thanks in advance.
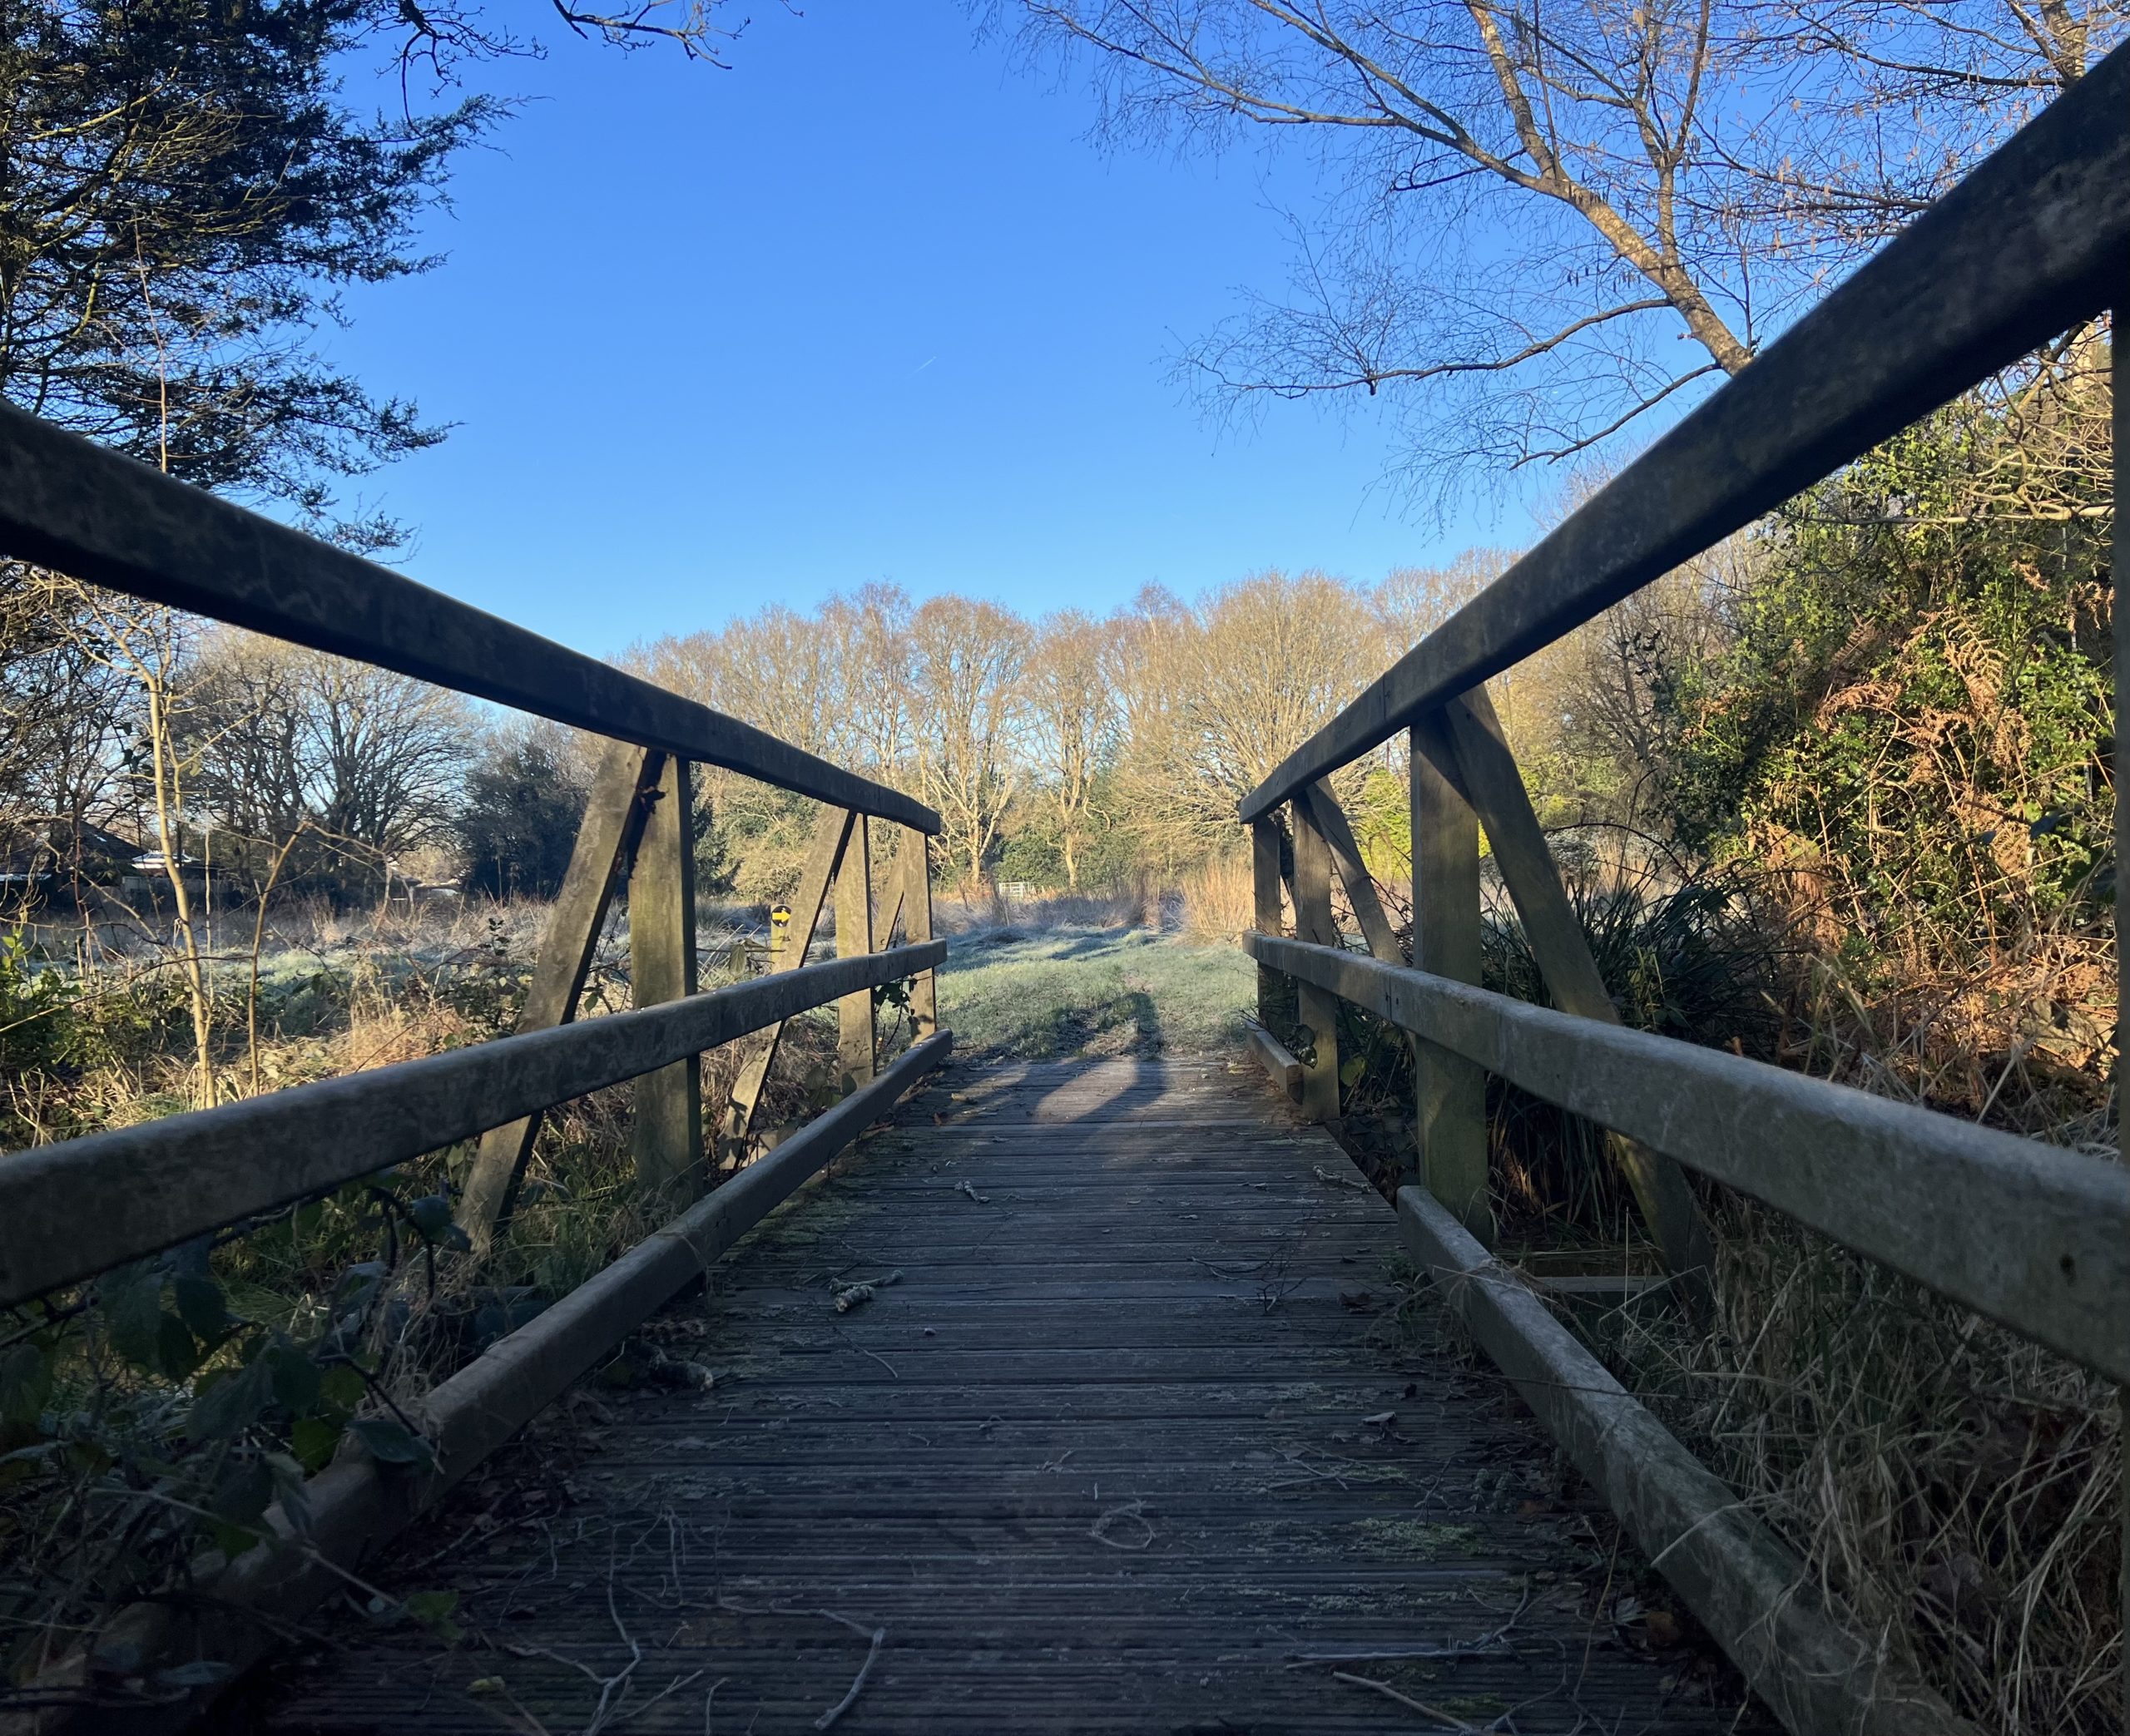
[1298,781,1426,1185]
[835,816,876,1092]
[900,827,937,1039]
[716,804,856,1158]
[1420,688,1716,1293]
[458,739,664,1254]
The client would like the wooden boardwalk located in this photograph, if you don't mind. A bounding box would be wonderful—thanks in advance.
[250,1056,1768,1734]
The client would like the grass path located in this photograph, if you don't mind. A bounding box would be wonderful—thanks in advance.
[935,926,1253,1059]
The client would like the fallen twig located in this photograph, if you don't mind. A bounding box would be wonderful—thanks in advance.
[810,1612,887,1731]
[1330,1669,1482,1729]
[602,1669,706,1731]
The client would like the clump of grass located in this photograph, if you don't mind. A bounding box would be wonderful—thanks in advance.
[1479,840,1787,1243]
[1332,836,2120,1731]
[1180,852,1256,944]
[1583,1200,2119,1734]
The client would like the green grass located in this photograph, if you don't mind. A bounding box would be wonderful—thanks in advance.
[936,926,1254,1059]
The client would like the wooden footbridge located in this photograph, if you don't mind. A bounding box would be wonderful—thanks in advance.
[2,47,2128,1736]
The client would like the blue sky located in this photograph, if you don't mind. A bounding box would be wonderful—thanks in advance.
[320,2,1536,658]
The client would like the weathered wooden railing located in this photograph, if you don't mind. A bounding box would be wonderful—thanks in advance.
[0,400,949,1727]
[1241,43,2128,1736]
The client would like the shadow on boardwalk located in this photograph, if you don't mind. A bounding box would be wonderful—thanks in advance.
[244,1056,1774,1734]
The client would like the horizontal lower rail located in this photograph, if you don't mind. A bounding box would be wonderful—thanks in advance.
[1247,933,2130,1385]
[0,399,937,833]
[0,941,945,1307]
[1397,1183,1976,1736]
[1239,41,2130,822]
[22,1030,954,1736]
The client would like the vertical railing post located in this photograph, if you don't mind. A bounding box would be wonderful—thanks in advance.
[836,814,876,1091]
[902,826,937,1039]
[1411,715,1492,1244]
[1251,816,1285,1033]
[631,754,702,1204]
[1289,796,1341,1122]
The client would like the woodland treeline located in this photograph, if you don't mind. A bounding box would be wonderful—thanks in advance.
[0,558,1498,911]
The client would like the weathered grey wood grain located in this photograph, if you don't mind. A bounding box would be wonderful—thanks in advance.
[631,754,703,1204]
[836,815,876,1092]
[1246,1025,1302,1097]
[1300,782,1424,1184]
[1299,782,1399,960]
[901,825,937,1038]
[1431,692,1712,1286]
[1247,932,2130,1385]
[1396,1182,1978,1736]
[0,398,937,832]
[1239,47,2130,821]
[0,942,945,1306]
[244,1056,1770,1736]
[458,740,662,1250]
[38,1034,954,1736]
[1250,815,1284,1028]
[1288,799,1341,1122]
[1410,715,1490,1243]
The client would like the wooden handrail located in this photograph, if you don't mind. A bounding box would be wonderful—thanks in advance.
[1239,39,2130,823]
[1248,932,2130,1387]
[0,940,945,1307]
[0,398,939,833]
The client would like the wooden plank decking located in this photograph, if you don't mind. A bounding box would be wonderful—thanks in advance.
[247,1056,1770,1734]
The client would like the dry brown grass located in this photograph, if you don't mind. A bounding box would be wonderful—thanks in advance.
[1179,852,1256,944]
[1584,1199,2120,1734]
[934,874,1171,934]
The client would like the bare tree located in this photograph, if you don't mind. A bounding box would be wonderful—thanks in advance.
[820,582,916,780]
[1023,611,1119,888]
[1370,551,1509,656]
[0,569,138,876]
[908,596,1031,894]
[1117,571,1373,864]
[1725,0,2122,270]
[1016,0,1761,491]
[42,585,219,1106]
[1012,0,2120,497]
[182,632,473,894]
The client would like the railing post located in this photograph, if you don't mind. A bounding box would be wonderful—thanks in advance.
[1251,816,1285,1032]
[1289,797,1341,1122]
[901,826,937,1039]
[1434,690,1712,1289]
[631,754,702,1204]
[836,815,876,1091]
[1411,715,1492,1245]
